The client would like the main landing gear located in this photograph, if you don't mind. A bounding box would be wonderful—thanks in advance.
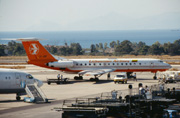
[90,77,99,82]
[16,93,21,101]
[74,75,83,80]
[90,75,100,82]
[74,74,101,82]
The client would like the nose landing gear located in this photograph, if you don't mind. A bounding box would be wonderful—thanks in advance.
[153,73,157,80]
[16,93,21,101]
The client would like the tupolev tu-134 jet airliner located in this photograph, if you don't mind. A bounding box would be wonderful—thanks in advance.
[16,38,171,81]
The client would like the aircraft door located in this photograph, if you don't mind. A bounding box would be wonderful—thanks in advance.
[150,62,154,68]
[15,73,22,87]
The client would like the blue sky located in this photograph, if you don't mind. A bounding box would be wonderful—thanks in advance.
[0,0,180,31]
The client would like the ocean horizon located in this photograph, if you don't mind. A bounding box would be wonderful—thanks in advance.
[0,30,180,48]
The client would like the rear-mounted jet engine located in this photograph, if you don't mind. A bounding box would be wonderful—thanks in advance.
[47,61,74,68]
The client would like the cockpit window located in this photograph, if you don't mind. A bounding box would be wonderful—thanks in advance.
[159,61,163,63]
[26,74,33,79]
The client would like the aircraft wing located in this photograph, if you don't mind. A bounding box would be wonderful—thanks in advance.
[78,69,115,76]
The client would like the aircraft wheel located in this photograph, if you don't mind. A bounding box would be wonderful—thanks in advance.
[79,76,83,80]
[125,81,127,84]
[48,82,51,85]
[74,76,79,80]
[74,76,83,80]
[16,96,21,101]
[153,76,157,80]
[90,78,94,81]
[153,73,157,80]
[114,81,116,84]
[122,81,124,84]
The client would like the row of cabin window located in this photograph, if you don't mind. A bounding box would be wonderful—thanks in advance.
[76,63,142,66]
[5,77,11,79]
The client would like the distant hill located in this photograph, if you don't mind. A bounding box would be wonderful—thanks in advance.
[27,12,180,31]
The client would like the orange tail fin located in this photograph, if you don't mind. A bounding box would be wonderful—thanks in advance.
[21,40,57,66]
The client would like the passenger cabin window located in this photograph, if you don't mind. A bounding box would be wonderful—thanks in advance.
[113,63,115,65]
[85,63,87,66]
[117,63,119,65]
[130,63,132,65]
[121,63,123,65]
[26,74,33,79]
[139,63,141,65]
[76,63,78,66]
[89,63,91,66]
[94,63,96,66]
[126,63,128,65]
[80,64,82,66]
[99,63,101,66]
[134,63,136,65]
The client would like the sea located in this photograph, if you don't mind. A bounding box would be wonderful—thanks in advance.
[0,30,180,48]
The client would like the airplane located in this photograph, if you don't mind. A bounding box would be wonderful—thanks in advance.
[0,68,43,100]
[16,38,171,81]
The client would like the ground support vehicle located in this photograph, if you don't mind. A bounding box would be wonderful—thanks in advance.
[114,73,128,84]
[47,78,69,85]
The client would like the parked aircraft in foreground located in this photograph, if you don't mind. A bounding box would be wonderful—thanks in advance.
[0,68,43,100]
[17,38,171,81]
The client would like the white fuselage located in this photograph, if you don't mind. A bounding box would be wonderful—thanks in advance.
[18,39,171,76]
[0,69,42,94]
[47,58,171,73]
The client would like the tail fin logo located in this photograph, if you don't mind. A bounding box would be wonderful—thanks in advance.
[29,43,39,55]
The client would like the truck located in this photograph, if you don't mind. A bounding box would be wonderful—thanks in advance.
[114,73,128,84]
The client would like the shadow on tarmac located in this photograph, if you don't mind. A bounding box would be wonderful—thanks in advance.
[93,80,114,84]
[44,79,115,85]
[43,79,139,85]
[0,100,23,103]
[136,78,153,80]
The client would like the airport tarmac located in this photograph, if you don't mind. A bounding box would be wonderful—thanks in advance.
[0,65,179,118]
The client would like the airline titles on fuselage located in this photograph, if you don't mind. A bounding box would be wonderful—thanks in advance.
[89,60,137,63]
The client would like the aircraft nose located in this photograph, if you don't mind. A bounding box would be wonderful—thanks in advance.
[34,79,43,87]
[37,80,43,87]
[166,63,172,69]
